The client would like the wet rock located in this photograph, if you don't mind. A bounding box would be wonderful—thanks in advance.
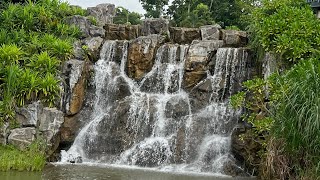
[142,18,169,36]
[15,101,43,127]
[65,15,92,38]
[231,123,262,175]
[127,35,165,79]
[87,4,115,26]
[8,127,36,150]
[60,115,81,148]
[62,59,89,115]
[0,122,9,145]
[170,27,201,44]
[84,37,104,62]
[139,64,180,93]
[104,24,141,40]
[123,139,172,167]
[200,24,221,40]
[183,40,223,88]
[221,30,248,47]
[222,156,250,177]
[165,97,190,119]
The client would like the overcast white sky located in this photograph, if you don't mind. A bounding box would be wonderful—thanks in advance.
[65,0,145,14]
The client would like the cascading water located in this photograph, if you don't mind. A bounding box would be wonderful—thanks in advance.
[61,40,251,175]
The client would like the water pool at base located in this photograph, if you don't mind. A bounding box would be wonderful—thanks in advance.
[0,164,255,180]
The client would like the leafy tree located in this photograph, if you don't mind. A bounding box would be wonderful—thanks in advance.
[139,0,169,18]
[168,0,256,29]
[180,3,214,28]
[113,7,142,25]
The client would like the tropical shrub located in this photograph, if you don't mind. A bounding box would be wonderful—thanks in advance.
[249,0,320,61]
[0,0,84,125]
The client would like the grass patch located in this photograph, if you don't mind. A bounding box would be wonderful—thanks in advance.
[0,142,46,171]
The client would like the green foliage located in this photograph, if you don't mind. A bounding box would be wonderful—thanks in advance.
[272,58,320,176]
[180,3,214,28]
[140,0,169,18]
[168,0,256,29]
[113,7,142,25]
[0,141,46,171]
[0,0,83,125]
[225,25,241,31]
[249,0,320,61]
[231,77,274,144]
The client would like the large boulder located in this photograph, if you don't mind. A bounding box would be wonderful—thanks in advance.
[169,27,201,44]
[8,127,36,150]
[15,101,43,127]
[183,40,224,88]
[221,30,248,47]
[62,59,90,116]
[84,37,104,61]
[39,107,64,155]
[104,24,141,40]
[87,4,115,26]
[200,24,221,40]
[142,18,169,36]
[127,35,165,79]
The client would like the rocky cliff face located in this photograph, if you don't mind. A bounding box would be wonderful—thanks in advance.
[2,4,259,176]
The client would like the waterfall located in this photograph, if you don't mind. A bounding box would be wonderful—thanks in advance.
[61,41,251,175]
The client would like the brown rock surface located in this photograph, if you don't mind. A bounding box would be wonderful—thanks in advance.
[127,35,165,79]
[170,27,201,44]
[104,24,141,40]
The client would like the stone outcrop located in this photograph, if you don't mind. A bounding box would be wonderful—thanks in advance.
[170,27,201,44]
[200,24,221,40]
[9,102,65,153]
[8,127,36,150]
[183,40,224,88]
[87,3,115,26]
[65,15,105,38]
[127,35,165,79]
[142,18,169,36]
[84,37,104,61]
[104,24,141,40]
[221,30,247,47]
[39,107,64,154]
[62,59,89,116]
[15,102,42,127]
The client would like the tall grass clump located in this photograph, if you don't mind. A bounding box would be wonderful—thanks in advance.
[0,141,46,171]
[271,58,320,177]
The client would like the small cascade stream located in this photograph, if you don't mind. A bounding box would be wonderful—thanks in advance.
[61,40,251,175]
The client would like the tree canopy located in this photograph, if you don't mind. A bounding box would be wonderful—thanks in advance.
[113,7,142,25]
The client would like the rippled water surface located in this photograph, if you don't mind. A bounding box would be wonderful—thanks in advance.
[0,164,255,180]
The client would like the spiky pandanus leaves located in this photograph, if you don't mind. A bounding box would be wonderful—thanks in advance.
[272,58,320,176]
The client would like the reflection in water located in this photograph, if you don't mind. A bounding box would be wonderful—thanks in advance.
[0,165,255,180]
